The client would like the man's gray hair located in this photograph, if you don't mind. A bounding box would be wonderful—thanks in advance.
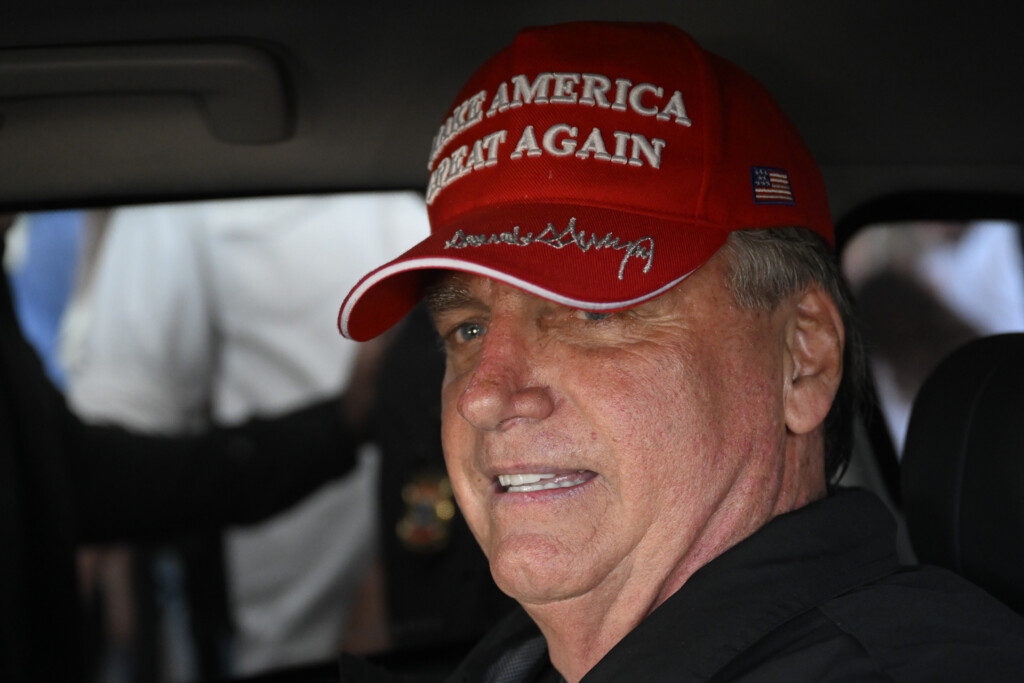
[720,227,865,484]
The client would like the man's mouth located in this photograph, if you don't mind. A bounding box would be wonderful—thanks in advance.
[496,471,594,493]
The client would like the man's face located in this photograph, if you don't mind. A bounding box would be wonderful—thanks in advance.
[431,251,805,611]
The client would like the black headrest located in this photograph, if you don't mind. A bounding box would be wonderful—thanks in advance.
[902,333,1024,614]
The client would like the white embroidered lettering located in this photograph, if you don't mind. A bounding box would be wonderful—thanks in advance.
[511,126,543,159]
[628,134,666,168]
[448,145,471,181]
[428,72,694,205]
[444,218,655,281]
[487,82,511,117]
[579,73,613,108]
[510,73,554,108]
[549,73,581,104]
[426,157,451,203]
[575,127,611,161]
[611,78,632,112]
[657,90,692,126]
[426,129,510,204]
[542,124,578,157]
[611,131,631,164]
[479,130,507,167]
[428,90,488,169]
[629,83,663,117]
[466,138,488,170]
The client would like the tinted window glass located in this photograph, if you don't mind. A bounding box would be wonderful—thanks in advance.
[842,220,1024,455]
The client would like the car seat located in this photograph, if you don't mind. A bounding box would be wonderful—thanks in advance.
[901,332,1024,615]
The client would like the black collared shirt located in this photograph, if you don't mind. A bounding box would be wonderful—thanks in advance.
[446,489,1024,682]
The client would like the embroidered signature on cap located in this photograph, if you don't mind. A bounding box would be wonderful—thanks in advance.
[444,218,654,280]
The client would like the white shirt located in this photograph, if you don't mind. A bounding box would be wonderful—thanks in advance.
[63,192,429,674]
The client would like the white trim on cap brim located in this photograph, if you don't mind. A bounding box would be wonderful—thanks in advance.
[340,255,699,339]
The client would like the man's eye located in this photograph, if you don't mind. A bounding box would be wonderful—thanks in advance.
[576,310,612,321]
[453,321,486,343]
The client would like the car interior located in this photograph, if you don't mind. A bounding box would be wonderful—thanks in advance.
[3,1,1023,682]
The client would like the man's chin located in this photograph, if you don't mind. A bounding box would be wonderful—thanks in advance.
[489,534,602,606]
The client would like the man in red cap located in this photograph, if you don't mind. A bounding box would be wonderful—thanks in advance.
[340,22,1024,682]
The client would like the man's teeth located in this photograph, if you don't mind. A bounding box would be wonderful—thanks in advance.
[497,472,587,493]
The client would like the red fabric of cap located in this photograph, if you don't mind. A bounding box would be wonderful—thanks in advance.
[339,21,832,340]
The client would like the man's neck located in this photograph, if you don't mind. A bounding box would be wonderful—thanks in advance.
[519,522,738,682]
[524,582,655,683]
[520,456,827,682]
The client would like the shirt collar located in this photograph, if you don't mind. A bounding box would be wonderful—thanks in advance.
[451,489,900,683]
[586,488,900,681]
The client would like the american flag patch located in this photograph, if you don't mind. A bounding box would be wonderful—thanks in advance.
[751,167,794,204]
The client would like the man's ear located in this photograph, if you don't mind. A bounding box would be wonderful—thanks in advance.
[784,285,844,435]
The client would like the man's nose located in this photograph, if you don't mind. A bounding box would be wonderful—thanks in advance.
[456,324,554,432]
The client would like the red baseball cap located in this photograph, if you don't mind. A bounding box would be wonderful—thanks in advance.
[339,21,832,340]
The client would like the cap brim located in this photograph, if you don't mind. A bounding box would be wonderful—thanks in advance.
[339,203,729,340]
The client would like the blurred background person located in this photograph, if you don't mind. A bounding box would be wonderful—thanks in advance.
[844,220,1024,454]
[1,210,374,683]
[60,194,428,680]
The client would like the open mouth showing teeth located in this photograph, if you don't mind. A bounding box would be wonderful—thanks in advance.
[497,471,592,493]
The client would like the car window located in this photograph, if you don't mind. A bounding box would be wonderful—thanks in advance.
[3,192,464,683]
[6,193,430,393]
[842,219,1024,456]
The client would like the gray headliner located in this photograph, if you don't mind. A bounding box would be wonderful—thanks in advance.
[2,0,1023,230]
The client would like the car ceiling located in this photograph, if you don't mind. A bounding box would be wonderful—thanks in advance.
[3,0,1023,237]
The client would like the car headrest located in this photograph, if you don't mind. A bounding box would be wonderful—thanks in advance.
[902,332,1024,615]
